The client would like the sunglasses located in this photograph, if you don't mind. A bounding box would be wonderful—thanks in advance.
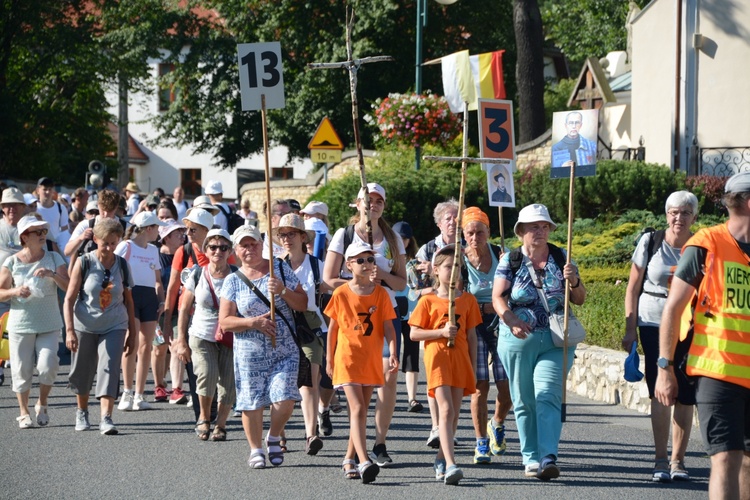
[102,269,112,289]
[26,228,49,236]
[277,231,299,240]
[349,256,375,265]
[187,227,200,234]
[207,244,230,252]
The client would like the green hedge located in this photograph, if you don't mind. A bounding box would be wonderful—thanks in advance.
[572,281,627,351]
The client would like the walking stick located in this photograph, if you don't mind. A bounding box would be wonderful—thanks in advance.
[261,94,276,348]
[561,161,576,422]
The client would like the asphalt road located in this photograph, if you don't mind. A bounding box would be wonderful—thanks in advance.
[0,349,710,500]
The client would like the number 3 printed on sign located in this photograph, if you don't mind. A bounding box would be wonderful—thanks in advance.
[484,108,510,154]
[478,99,515,161]
[237,41,285,111]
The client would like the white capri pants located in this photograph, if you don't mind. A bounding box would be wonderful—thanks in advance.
[9,331,60,393]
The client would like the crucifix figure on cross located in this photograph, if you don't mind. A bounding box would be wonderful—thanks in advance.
[308,7,393,247]
[423,101,512,347]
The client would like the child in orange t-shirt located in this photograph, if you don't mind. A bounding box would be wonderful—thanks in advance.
[324,242,398,484]
[409,245,479,485]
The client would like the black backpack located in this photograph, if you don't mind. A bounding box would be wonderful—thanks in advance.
[78,217,128,256]
[216,204,245,234]
[78,253,130,300]
[500,243,567,297]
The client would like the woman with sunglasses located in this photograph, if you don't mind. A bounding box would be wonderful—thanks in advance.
[173,229,236,441]
[219,225,308,469]
[0,215,69,428]
[115,211,167,412]
[323,182,406,467]
[64,218,137,435]
[274,213,330,455]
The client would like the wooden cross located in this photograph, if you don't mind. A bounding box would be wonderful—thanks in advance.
[423,102,511,347]
[308,7,393,247]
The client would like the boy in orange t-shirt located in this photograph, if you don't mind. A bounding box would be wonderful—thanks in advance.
[410,245,479,485]
[325,242,397,484]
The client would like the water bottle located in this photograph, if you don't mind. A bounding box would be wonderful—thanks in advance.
[153,325,165,346]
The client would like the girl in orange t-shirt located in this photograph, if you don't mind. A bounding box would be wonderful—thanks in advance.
[324,243,397,484]
[409,245,479,485]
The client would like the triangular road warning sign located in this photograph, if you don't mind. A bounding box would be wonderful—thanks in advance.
[308,117,344,150]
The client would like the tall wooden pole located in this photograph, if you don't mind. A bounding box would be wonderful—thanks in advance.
[261,94,276,348]
[561,161,576,421]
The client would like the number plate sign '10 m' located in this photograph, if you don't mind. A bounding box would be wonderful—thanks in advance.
[237,42,285,111]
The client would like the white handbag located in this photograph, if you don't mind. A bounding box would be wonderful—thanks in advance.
[525,260,586,348]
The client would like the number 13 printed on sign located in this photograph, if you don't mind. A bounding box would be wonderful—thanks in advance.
[237,41,285,111]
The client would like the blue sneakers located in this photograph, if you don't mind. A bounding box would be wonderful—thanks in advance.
[473,438,491,464]
[487,420,507,456]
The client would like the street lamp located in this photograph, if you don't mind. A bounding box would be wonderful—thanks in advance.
[415,0,459,170]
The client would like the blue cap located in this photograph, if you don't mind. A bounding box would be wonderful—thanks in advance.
[624,342,644,382]
[392,221,413,239]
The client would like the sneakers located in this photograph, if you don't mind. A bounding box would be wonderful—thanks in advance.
[670,460,690,481]
[369,443,393,467]
[153,385,169,402]
[524,462,540,477]
[169,387,188,404]
[100,414,118,435]
[117,390,134,411]
[16,414,33,429]
[35,403,49,426]
[444,465,464,485]
[487,420,507,456]
[537,455,560,481]
[318,409,333,437]
[434,459,446,481]
[653,459,671,483]
[427,427,440,448]
[305,435,323,456]
[132,394,151,411]
[473,438,491,464]
[75,409,91,431]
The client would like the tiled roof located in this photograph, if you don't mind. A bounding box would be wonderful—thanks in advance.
[106,122,149,164]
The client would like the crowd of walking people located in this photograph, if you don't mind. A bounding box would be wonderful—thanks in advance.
[0,173,748,495]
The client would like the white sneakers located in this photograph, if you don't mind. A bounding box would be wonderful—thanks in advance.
[133,394,151,411]
[35,403,49,426]
[118,391,152,411]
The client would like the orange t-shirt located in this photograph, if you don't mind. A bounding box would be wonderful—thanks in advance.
[324,284,396,387]
[408,292,481,397]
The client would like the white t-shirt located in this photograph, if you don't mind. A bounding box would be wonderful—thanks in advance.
[288,254,327,332]
[114,240,161,288]
[632,231,683,326]
[213,202,231,231]
[261,232,285,260]
[185,267,225,342]
[174,200,190,221]
[36,201,69,239]
[328,226,406,308]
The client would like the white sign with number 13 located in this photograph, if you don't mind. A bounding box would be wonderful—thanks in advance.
[237,41,285,111]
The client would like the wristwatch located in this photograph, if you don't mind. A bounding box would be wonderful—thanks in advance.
[280,288,287,297]
[656,357,673,369]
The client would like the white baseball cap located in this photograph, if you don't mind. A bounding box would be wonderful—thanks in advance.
[85,200,99,213]
[304,217,328,235]
[232,224,262,245]
[182,208,214,230]
[344,240,375,260]
[356,182,386,203]
[204,180,223,195]
[17,215,49,236]
[300,201,329,217]
[23,193,38,205]
[130,211,168,228]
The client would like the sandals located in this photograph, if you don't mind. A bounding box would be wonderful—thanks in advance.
[266,438,284,466]
[248,451,266,469]
[306,435,323,456]
[279,437,288,453]
[194,420,211,441]
[408,399,424,413]
[652,458,671,483]
[670,460,690,481]
[342,459,360,480]
[211,426,227,442]
[358,460,380,484]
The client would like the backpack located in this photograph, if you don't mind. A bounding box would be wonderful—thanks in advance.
[78,217,127,256]
[500,243,567,297]
[78,253,130,300]
[341,224,393,289]
[634,228,666,296]
[284,253,322,307]
[216,204,245,234]
[180,241,199,270]
[461,243,504,285]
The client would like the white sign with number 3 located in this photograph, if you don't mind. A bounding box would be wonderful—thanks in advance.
[237,42,285,111]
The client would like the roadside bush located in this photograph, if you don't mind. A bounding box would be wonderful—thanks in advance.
[572,281,627,351]
[685,174,727,216]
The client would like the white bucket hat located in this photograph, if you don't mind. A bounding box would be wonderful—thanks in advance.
[202,228,232,252]
[1,187,25,205]
[204,180,223,195]
[158,218,186,240]
[182,208,214,231]
[17,215,50,236]
[513,204,557,237]
[188,195,219,215]
[130,211,168,228]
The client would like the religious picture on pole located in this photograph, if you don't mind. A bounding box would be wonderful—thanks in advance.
[487,164,515,208]
[550,108,598,178]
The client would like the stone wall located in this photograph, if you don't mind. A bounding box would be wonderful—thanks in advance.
[569,343,651,414]
[515,129,552,171]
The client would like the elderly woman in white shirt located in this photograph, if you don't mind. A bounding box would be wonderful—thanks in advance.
[0,215,69,428]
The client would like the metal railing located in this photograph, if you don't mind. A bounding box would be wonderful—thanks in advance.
[597,136,645,161]
[699,147,750,176]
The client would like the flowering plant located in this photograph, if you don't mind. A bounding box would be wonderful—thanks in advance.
[365,92,462,148]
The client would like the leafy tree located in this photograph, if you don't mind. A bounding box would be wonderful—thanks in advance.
[541,0,649,73]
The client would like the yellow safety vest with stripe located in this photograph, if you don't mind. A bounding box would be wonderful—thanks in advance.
[686,223,750,389]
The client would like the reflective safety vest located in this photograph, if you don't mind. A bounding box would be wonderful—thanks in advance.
[686,223,750,389]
